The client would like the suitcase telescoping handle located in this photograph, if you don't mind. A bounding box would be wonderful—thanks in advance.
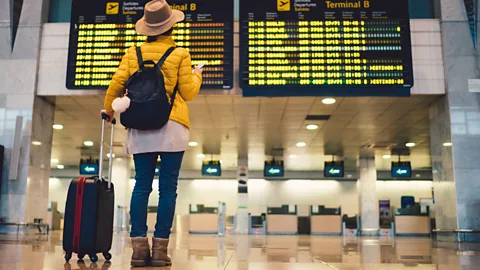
[100,112,116,189]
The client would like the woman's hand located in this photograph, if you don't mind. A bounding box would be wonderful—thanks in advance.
[101,110,115,122]
[193,66,204,75]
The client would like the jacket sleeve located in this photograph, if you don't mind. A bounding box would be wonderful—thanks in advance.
[104,51,130,112]
[177,51,202,101]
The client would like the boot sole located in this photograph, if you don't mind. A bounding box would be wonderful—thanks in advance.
[131,260,148,267]
[151,261,167,267]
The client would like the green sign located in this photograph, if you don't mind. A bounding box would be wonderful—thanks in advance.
[264,163,284,177]
[202,162,222,176]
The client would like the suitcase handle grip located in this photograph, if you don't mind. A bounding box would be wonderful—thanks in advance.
[101,112,117,124]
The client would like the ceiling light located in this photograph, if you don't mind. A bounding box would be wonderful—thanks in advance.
[306,124,319,130]
[296,142,306,147]
[52,124,64,130]
[383,155,391,159]
[57,165,65,170]
[405,142,416,147]
[197,154,205,158]
[32,141,42,146]
[289,155,297,159]
[443,142,452,147]
[322,98,336,105]
[106,153,115,158]
[84,141,94,147]
[51,159,59,164]
[188,141,198,147]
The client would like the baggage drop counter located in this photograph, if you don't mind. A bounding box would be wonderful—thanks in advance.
[394,204,431,236]
[188,204,218,234]
[310,206,342,235]
[266,205,297,235]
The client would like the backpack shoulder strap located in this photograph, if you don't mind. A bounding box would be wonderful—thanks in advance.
[156,47,176,67]
[155,47,179,111]
[136,47,143,66]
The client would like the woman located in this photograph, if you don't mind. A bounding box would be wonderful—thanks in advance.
[103,0,202,267]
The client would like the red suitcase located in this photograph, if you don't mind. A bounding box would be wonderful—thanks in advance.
[63,113,116,262]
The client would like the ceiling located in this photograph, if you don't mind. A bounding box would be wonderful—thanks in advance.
[51,94,440,172]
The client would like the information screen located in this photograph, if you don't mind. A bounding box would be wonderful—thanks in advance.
[391,161,412,178]
[79,158,99,175]
[80,163,99,175]
[240,0,413,96]
[324,161,344,178]
[264,160,285,177]
[67,0,234,90]
[202,160,222,176]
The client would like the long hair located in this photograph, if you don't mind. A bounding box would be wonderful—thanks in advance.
[146,27,174,43]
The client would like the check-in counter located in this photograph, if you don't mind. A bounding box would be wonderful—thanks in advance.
[394,205,430,236]
[189,204,218,234]
[266,205,297,235]
[310,206,342,235]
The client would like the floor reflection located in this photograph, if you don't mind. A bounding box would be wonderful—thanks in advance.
[0,232,480,269]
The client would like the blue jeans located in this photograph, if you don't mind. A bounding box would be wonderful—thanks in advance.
[130,151,184,239]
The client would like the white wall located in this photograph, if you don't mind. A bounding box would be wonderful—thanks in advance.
[49,178,72,213]
[38,20,444,96]
[50,178,433,216]
[49,178,433,216]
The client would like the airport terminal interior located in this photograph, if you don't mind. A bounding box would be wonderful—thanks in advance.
[1,0,480,269]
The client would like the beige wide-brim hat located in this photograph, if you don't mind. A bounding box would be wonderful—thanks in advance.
[136,0,185,36]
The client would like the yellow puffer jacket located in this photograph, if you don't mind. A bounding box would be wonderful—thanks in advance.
[104,36,202,128]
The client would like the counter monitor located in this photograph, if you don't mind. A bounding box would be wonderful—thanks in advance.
[240,0,413,96]
[67,0,234,90]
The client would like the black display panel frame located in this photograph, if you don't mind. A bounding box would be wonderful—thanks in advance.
[240,0,413,97]
[67,0,234,90]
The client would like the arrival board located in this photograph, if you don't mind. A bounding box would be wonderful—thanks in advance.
[66,0,234,90]
[240,0,413,96]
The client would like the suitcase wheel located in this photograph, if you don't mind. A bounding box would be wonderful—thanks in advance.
[64,252,72,262]
[77,253,85,262]
[103,252,112,261]
[89,254,98,263]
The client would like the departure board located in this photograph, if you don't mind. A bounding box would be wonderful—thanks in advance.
[67,0,234,90]
[240,0,413,96]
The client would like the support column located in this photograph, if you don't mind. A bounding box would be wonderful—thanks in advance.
[0,0,54,229]
[359,157,379,236]
[111,157,131,232]
[428,0,480,239]
[235,158,249,234]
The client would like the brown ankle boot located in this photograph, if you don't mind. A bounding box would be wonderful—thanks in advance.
[131,237,151,267]
[152,237,172,266]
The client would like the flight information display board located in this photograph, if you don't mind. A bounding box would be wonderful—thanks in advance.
[240,0,413,96]
[67,0,234,90]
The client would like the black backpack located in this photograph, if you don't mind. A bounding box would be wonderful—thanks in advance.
[120,47,178,130]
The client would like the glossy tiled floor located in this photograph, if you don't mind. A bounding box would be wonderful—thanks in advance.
[0,232,480,270]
